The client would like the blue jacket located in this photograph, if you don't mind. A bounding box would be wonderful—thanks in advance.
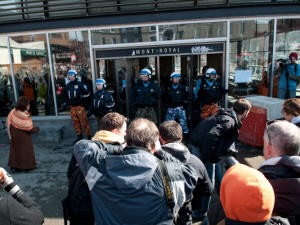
[73,140,198,225]
[278,63,300,90]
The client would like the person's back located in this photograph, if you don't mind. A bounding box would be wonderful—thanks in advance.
[159,120,213,225]
[189,108,240,163]
[259,120,300,225]
[73,118,198,225]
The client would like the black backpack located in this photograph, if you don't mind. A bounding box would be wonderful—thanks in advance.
[62,164,94,225]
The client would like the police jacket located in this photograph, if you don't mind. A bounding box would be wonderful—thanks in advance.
[89,90,115,118]
[165,84,189,108]
[132,81,161,107]
[259,155,300,225]
[189,108,241,163]
[0,190,44,225]
[64,79,89,106]
[73,140,198,225]
[197,78,227,105]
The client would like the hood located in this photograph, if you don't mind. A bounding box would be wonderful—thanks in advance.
[260,155,300,175]
[216,108,242,129]
[92,130,125,144]
[162,142,190,163]
[105,147,158,190]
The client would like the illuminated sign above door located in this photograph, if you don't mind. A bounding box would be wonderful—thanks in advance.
[95,43,224,59]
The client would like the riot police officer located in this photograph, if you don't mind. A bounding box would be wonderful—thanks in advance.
[132,68,161,123]
[164,72,189,135]
[197,68,227,120]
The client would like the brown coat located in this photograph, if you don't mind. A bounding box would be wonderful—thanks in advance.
[8,125,39,170]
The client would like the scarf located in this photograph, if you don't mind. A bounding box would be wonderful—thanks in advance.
[92,130,125,144]
[6,108,33,139]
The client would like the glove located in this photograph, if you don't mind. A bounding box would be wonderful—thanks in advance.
[0,167,14,189]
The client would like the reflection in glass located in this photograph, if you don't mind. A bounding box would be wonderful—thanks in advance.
[159,22,227,41]
[49,31,91,115]
[229,19,273,98]
[9,34,51,116]
[0,39,15,117]
[91,26,157,45]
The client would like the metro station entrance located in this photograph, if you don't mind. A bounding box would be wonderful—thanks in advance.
[94,43,225,124]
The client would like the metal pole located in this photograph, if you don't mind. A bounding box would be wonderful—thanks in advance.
[46,33,58,115]
[225,20,230,107]
[269,19,277,97]
[7,36,18,103]
[89,30,96,92]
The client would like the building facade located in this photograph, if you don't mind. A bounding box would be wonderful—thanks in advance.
[0,0,300,123]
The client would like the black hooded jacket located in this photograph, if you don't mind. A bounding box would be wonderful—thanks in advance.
[189,108,242,163]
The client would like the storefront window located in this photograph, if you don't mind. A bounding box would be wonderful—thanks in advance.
[49,30,91,115]
[159,22,227,41]
[9,34,51,116]
[229,19,273,98]
[0,36,15,117]
[91,26,157,45]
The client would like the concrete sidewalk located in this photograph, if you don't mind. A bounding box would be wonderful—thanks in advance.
[0,135,264,225]
[0,137,74,225]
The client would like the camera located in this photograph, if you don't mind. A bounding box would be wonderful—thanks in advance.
[277,58,290,67]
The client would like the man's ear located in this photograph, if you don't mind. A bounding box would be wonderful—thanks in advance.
[111,128,119,134]
[264,139,273,159]
[150,139,161,154]
[159,136,166,145]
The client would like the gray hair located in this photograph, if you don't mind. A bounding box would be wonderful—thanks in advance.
[266,120,300,155]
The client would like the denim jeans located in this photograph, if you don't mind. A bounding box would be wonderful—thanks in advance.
[197,161,224,221]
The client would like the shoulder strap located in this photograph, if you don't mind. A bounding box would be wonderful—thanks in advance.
[157,160,175,210]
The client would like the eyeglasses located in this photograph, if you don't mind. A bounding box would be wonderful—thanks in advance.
[265,120,279,145]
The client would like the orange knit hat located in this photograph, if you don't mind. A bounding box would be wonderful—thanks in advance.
[220,164,275,223]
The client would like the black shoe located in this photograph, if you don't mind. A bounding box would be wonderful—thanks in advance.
[73,134,83,145]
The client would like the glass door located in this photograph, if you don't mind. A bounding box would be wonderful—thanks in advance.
[95,57,157,120]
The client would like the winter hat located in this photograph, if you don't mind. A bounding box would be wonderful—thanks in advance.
[289,52,298,60]
[220,164,275,223]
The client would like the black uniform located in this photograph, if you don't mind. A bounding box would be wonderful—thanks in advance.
[64,78,89,107]
[89,90,115,118]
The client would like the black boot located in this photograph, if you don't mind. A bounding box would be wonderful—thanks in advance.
[73,134,83,145]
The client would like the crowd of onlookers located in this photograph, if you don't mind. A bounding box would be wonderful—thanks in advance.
[1,56,300,225]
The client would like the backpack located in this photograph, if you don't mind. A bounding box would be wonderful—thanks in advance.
[62,164,94,225]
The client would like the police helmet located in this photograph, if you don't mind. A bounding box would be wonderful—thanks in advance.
[205,68,217,78]
[95,78,106,88]
[139,68,152,78]
[67,69,77,77]
[170,72,181,81]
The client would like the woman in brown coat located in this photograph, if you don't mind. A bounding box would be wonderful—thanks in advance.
[6,96,39,171]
